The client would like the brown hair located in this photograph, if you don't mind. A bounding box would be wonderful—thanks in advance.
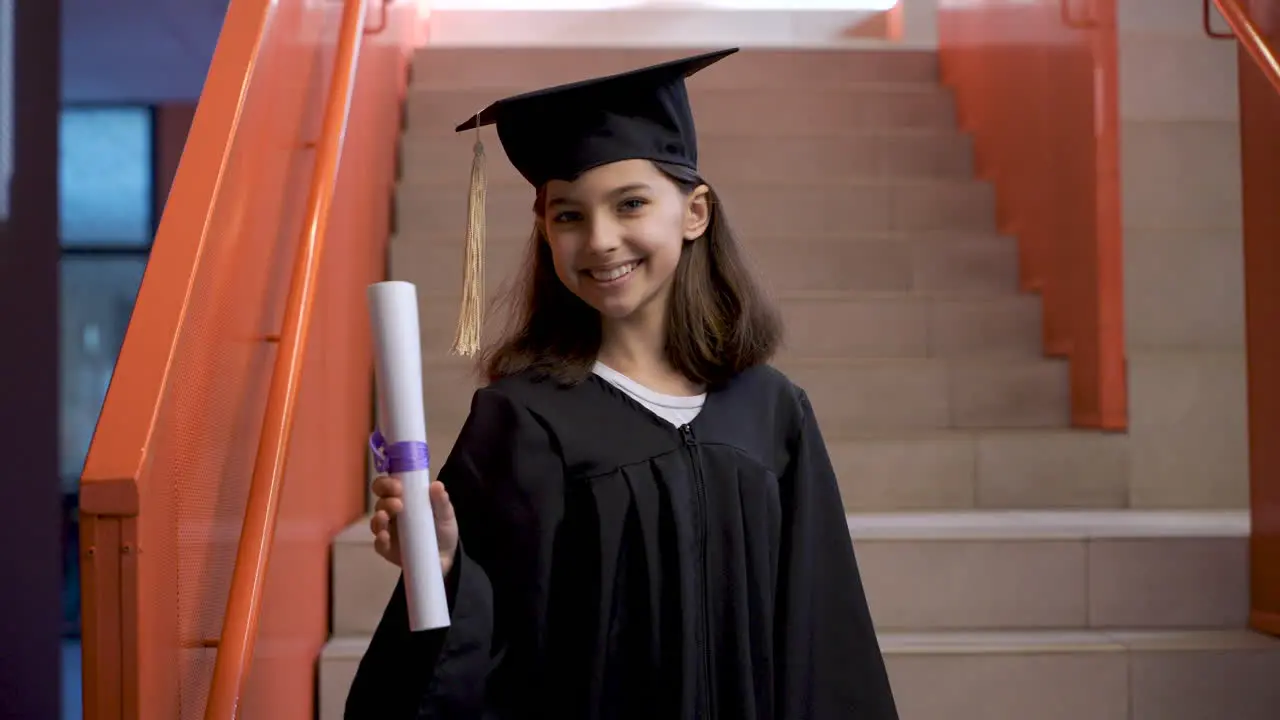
[481,161,782,387]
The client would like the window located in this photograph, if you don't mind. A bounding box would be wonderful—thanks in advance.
[59,104,156,641]
[58,105,155,488]
[58,256,147,487]
[59,106,154,247]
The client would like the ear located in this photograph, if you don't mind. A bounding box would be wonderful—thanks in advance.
[682,184,712,241]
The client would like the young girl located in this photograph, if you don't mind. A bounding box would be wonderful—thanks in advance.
[345,48,898,720]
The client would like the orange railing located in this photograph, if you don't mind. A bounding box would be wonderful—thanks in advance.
[1212,0,1280,93]
[77,0,419,717]
[203,0,373,714]
[1211,0,1280,638]
[937,0,1126,429]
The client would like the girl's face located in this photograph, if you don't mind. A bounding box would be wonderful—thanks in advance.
[542,160,710,324]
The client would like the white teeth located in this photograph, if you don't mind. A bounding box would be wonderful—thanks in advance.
[590,262,637,282]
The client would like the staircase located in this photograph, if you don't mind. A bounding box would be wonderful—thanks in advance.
[318,47,1279,719]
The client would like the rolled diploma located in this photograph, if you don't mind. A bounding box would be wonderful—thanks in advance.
[368,280,451,632]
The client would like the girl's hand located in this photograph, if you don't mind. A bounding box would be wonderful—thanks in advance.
[369,476,460,578]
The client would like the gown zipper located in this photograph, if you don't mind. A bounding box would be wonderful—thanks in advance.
[680,423,714,719]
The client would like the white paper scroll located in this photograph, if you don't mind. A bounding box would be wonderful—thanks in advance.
[368,280,451,632]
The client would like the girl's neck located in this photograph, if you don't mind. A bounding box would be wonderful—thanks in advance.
[598,312,704,397]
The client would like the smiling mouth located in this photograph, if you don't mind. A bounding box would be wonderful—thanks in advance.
[586,260,641,283]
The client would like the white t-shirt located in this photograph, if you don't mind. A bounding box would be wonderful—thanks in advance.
[592,361,705,427]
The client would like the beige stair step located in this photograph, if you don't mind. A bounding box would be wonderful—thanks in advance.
[320,628,1280,720]
[853,511,1249,633]
[407,85,957,135]
[780,357,1070,433]
[392,232,1023,299]
[401,130,975,184]
[416,8,935,52]
[411,48,940,90]
[328,510,1248,639]
[403,290,1043,360]
[395,178,996,240]
[777,292,1043,359]
[323,602,1272,720]
[832,429,1130,510]
[880,628,1280,720]
[397,426,1126,512]
[408,357,1070,437]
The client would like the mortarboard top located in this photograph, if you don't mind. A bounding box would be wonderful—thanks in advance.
[447,48,740,358]
[454,47,739,188]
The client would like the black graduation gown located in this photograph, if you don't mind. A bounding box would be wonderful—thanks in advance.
[344,364,898,720]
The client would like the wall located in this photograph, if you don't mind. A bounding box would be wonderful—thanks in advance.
[1,0,13,219]
[154,104,198,216]
[1117,0,1249,507]
[61,0,227,102]
[0,1,62,717]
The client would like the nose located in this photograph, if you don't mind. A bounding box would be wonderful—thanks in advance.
[586,213,623,255]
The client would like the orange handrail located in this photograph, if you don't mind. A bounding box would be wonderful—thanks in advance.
[1211,0,1280,96]
[202,0,370,715]
[937,0,1126,430]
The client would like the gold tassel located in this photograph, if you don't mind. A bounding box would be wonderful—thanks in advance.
[451,132,486,357]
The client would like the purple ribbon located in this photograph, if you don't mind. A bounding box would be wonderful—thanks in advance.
[369,429,430,475]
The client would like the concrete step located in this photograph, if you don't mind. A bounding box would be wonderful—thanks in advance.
[329,510,1248,637]
[854,511,1249,631]
[404,290,1043,360]
[410,357,1070,439]
[415,9,928,50]
[879,628,1280,720]
[749,292,1046,359]
[322,512,1267,720]
[618,425,1114,508]
[784,357,1071,432]
[321,627,1280,720]
[833,429,1130,510]
[401,130,976,184]
[391,232,1024,300]
[395,178,996,240]
[411,48,941,90]
[407,425,1126,511]
[407,84,957,136]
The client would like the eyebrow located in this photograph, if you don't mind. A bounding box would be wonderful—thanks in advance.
[546,182,653,209]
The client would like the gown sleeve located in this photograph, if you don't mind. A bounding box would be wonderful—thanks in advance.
[344,384,565,720]
[774,388,899,719]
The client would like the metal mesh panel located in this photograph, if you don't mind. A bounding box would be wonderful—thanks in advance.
[79,0,415,716]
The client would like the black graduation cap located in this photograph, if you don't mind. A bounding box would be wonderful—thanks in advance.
[454,47,738,187]
[447,48,739,358]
